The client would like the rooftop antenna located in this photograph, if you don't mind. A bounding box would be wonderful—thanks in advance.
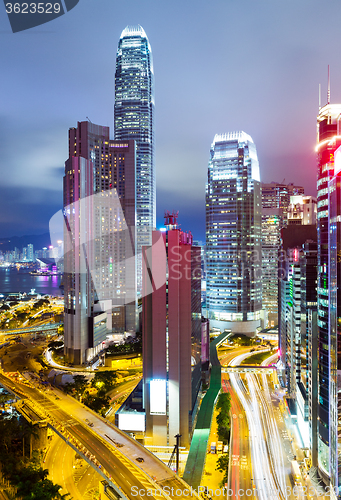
[327,65,330,105]
[86,116,92,123]
[318,83,321,110]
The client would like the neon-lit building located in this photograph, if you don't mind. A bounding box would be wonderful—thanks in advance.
[316,102,341,483]
[114,25,155,295]
[328,147,341,492]
[142,212,201,448]
[278,229,317,451]
[63,121,136,365]
[206,132,262,335]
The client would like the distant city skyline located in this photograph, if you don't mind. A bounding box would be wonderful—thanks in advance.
[2,0,341,241]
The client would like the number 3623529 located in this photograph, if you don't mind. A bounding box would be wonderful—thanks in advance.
[5,3,61,14]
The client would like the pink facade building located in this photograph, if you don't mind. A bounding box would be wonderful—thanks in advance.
[142,212,202,448]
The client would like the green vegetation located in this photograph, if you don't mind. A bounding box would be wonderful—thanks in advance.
[63,371,118,416]
[0,415,69,500]
[228,334,257,346]
[64,374,88,397]
[106,334,142,355]
[216,392,231,444]
[241,349,276,365]
[91,371,117,392]
[48,340,64,351]
[83,393,110,415]
[216,453,229,487]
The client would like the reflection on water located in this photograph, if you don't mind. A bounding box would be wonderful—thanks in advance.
[0,268,62,296]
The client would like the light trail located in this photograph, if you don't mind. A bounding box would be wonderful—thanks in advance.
[228,349,288,500]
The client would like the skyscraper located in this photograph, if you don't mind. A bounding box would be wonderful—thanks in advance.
[206,132,262,335]
[278,227,317,452]
[328,155,341,491]
[114,25,155,294]
[316,102,341,484]
[142,212,201,448]
[261,182,305,326]
[63,121,136,365]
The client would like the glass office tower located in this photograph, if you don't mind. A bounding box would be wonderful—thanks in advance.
[206,132,262,335]
[316,103,341,482]
[114,25,155,294]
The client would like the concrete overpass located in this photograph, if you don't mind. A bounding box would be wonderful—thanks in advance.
[0,372,200,500]
[0,322,62,335]
[222,365,275,374]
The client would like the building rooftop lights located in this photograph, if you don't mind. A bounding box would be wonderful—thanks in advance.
[120,25,147,39]
[213,131,253,145]
[317,103,341,122]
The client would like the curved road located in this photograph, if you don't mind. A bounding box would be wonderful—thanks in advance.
[0,371,199,500]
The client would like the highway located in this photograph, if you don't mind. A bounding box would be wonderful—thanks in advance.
[0,371,199,500]
[227,350,295,500]
[45,434,87,500]
[223,376,252,500]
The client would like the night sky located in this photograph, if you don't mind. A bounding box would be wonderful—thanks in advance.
[1,0,341,243]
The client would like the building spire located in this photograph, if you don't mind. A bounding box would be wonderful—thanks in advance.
[327,65,330,105]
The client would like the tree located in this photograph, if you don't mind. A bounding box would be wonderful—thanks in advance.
[0,415,69,500]
[73,374,88,394]
[216,392,231,443]
[91,371,117,392]
[216,453,229,487]
[63,374,88,399]
[83,393,110,416]
[48,340,64,351]
[216,392,231,413]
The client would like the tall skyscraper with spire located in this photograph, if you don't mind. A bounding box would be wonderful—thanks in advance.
[114,25,155,294]
[316,93,341,487]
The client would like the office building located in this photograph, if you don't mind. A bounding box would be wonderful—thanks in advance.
[328,147,341,491]
[63,121,136,365]
[114,25,155,295]
[316,102,341,483]
[287,195,317,225]
[206,132,262,335]
[142,212,201,448]
[27,244,34,262]
[261,182,304,325]
[278,227,317,450]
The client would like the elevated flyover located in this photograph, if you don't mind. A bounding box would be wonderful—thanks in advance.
[0,322,62,335]
[15,399,47,427]
[0,372,200,500]
[222,365,275,374]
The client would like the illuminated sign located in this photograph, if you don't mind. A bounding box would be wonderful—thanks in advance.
[118,413,145,432]
[150,379,166,415]
[293,248,299,262]
[334,146,341,175]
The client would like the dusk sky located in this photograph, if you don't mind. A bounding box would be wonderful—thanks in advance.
[1,0,341,243]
